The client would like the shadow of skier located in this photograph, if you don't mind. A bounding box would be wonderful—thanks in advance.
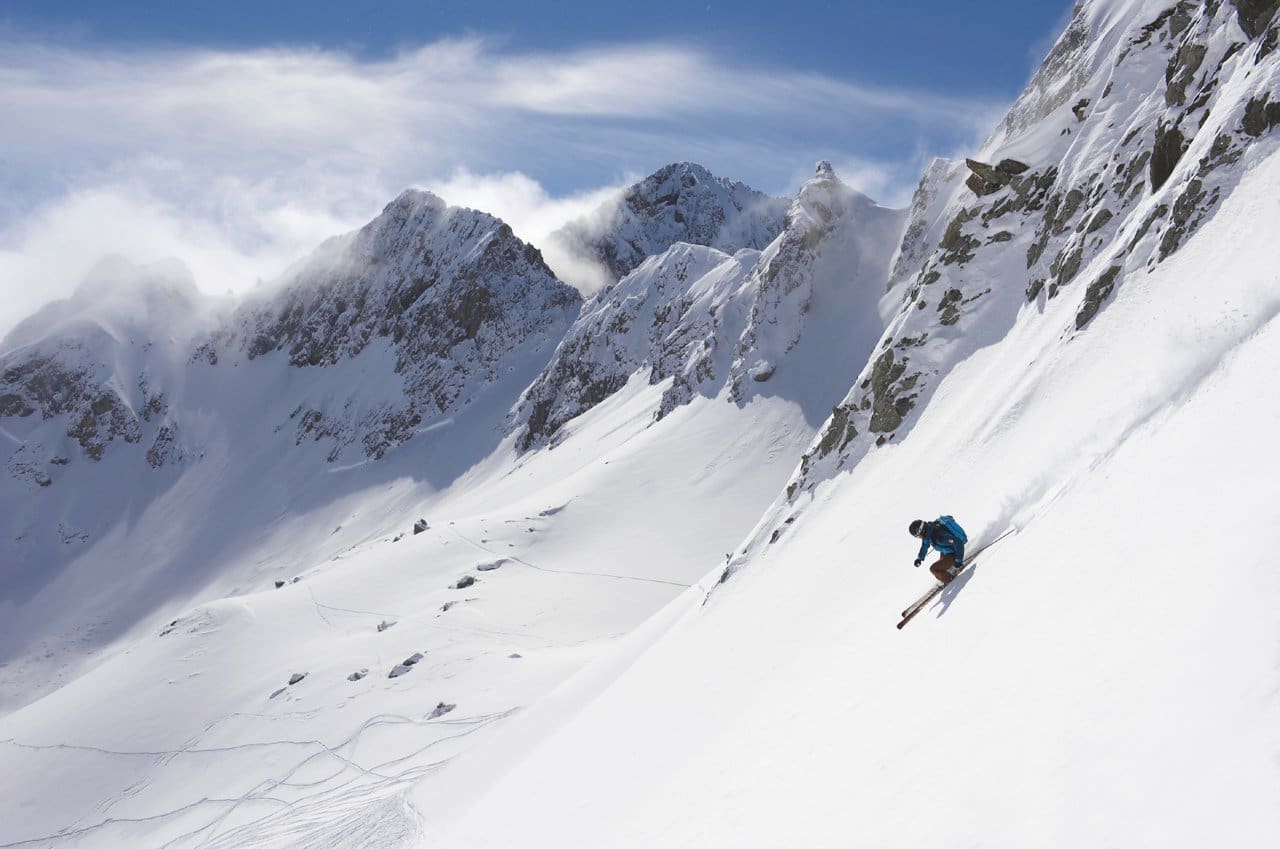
[931,563,979,619]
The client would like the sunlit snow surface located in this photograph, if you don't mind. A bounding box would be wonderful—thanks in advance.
[3,0,1280,847]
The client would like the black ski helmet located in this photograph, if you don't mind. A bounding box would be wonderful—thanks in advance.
[909,519,925,537]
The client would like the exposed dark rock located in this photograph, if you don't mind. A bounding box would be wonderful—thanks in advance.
[815,405,857,459]
[939,207,982,265]
[1027,278,1047,301]
[1150,124,1187,191]
[1051,243,1085,287]
[937,289,964,326]
[274,580,286,589]
[0,393,34,417]
[1229,0,1280,38]
[413,519,429,535]
[1129,204,1170,252]
[146,424,181,469]
[1159,178,1213,259]
[987,231,1014,244]
[348,669,368,682]
[453,575,477,589]
[377,620,396,632]
[389,652,424,678]
[964,159,1027,196]
[1072,98,1091,121]
[1084,208,1114,234]
[428,702,456,719]
[1243,94,1280,135]
[288,672,307,685]
[1166,43,1208,106]
[1076,266,1123,329]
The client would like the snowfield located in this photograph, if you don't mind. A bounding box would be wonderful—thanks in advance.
[2,1,1280,847]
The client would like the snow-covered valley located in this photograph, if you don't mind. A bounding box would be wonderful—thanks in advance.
[3,1,1280,847]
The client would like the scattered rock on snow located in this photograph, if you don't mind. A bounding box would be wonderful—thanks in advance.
[389,652,425,677]
[377,620,397,632]
[413,519,429,535]
[348,669,368,682]
[428,702,456,719]
[453,575,477,589]
[288,672,307,685]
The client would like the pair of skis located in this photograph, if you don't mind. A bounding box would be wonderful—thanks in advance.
[896,527,1016,630]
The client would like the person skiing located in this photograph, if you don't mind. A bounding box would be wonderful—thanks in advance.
[909,515,968,585]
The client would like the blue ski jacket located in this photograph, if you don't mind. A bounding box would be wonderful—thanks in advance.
[917,518,966,565]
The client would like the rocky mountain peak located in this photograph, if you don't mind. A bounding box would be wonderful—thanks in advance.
[546,161,789,284]
[785,0,1280,502]
[515,161,906,451]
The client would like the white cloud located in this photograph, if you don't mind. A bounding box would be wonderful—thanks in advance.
[0,33,1007,335]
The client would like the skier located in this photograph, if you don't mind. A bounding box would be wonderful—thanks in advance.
[909,516,968,585]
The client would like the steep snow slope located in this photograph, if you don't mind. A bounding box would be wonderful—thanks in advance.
[516,162,906,449]
[443,84,1280,849]
[437,2,1280,846]
[546,161,789,285]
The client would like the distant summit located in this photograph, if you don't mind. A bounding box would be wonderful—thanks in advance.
[547,162,788,285]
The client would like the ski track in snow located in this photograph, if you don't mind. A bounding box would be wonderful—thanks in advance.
[0,708,514,849]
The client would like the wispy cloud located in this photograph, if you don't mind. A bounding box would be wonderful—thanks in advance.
[0,34,1006,334]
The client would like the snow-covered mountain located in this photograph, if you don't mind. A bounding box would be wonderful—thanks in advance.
[546,161,789,283]
[516,161,905,449]
[0,191,580,709]
[436,2,1280,846]
[4,1,1280,847]
[197,189,581,462]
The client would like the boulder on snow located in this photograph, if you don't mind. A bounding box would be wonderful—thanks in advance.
[274,580,286,589]
[964,158,1030,196]
[476,559,506,572]
[453,575,477,589]
[413,519,429,535]
[388,653,423,679]
[377,619,397,632]
[428,702,456,719]
[288,672,307,686]
[348,669,368,682]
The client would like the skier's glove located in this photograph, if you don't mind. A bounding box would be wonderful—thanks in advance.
[913,558,922,567]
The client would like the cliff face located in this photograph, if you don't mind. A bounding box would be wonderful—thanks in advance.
[787,0,1280,498]
[547,161,789,284]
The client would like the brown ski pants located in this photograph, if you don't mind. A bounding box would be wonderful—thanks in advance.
[930,553,958,584]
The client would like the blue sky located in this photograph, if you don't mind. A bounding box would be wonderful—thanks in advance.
[0,0,1073,330]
